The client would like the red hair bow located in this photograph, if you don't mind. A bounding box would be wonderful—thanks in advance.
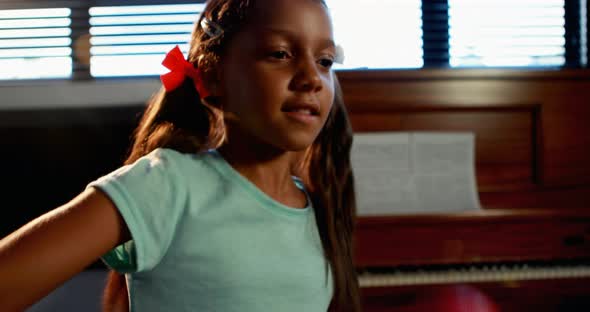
[161,45,210,98]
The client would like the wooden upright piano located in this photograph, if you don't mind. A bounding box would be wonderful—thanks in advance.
[338,69,590,311]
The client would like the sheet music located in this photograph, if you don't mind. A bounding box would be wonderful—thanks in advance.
[351,132,481,215]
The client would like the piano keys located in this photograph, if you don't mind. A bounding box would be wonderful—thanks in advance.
[354,209,590,311]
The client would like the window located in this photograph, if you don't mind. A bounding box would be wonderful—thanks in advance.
[449,0,566,67]
[90,0,423,73]
[326,0,423,69]
[0,0,587,81]
[89,3,203,77]
[0,8,72,80]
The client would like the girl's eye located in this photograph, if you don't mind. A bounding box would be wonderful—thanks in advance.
[269,50,290,59]
[318,58,334,69]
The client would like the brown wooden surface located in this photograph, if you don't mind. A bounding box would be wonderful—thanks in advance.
[355,207,590,311]
[354,209,590,267]
[337,69,590,209]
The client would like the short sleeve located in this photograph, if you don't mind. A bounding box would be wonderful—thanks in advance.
[87,148,188,273]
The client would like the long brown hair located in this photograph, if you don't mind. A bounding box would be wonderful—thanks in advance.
[102,1,360,311]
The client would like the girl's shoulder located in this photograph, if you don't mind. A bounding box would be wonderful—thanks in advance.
[135,148,243,189]
[145,147,216,165]
[143,147,223,176]
[111,148,219,185]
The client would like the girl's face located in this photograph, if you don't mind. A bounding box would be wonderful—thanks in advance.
[218,0,336,152]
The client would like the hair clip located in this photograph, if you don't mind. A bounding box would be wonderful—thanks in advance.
[200,17,224,38]
[335,44,345,64]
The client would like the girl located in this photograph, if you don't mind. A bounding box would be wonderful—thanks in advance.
[0,0,360,311]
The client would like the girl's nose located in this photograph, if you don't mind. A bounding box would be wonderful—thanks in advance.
[290,56,323,93]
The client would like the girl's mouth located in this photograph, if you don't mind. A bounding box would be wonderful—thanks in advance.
[281,102,320,116]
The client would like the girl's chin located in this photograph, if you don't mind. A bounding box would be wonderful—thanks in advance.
[282,133,322,152]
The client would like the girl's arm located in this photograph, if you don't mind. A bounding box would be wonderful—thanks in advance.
[0,187,130,311]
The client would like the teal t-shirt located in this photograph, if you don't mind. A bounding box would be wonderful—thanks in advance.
[87,148,333,311]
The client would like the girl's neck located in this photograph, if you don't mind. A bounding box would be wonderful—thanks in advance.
[217,138,307,208]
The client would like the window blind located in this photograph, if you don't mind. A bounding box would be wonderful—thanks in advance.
[448,0,566,67]
[89,3,203,77]
[326,0,423,69]
[0,0,587,81]
[0,8,72,79]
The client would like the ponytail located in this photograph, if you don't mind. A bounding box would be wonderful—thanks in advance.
[125,79,224,165]
[102,271,128,312]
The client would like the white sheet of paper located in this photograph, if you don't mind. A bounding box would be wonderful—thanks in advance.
[351,132,481,215]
